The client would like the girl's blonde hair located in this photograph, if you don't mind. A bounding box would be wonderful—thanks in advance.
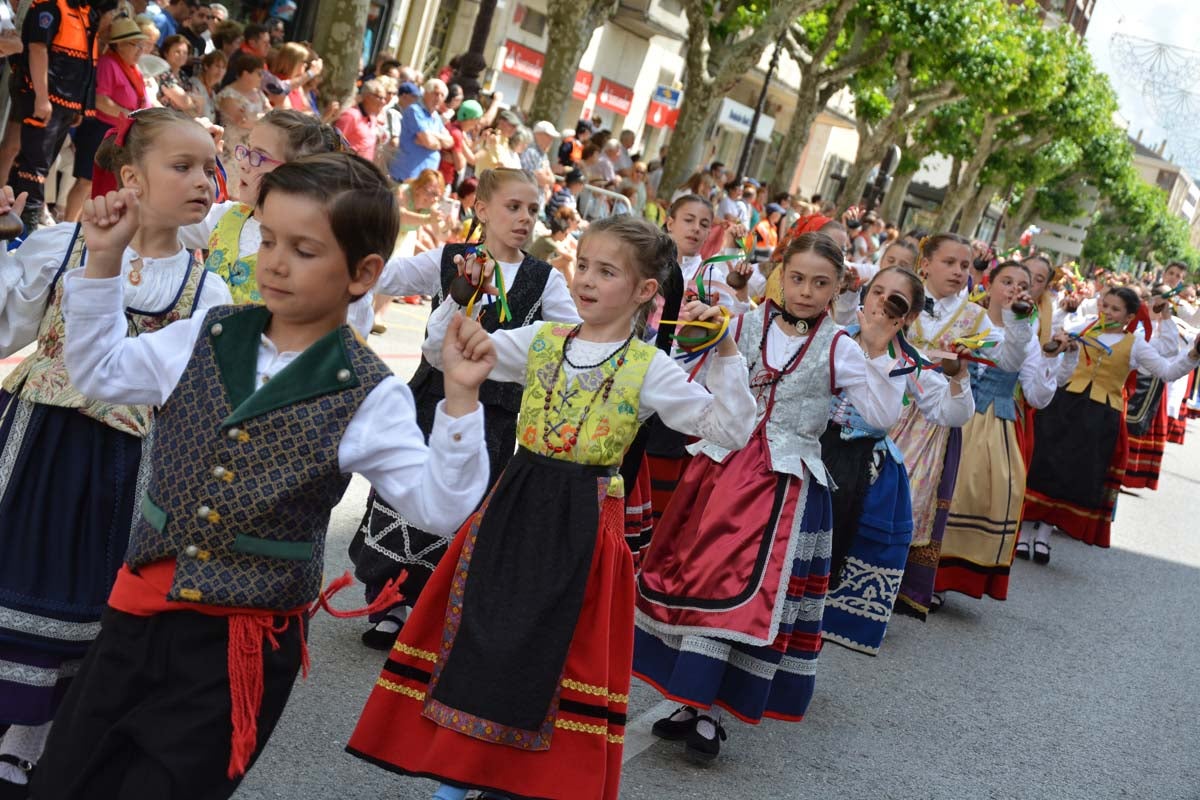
[475,167,537,202]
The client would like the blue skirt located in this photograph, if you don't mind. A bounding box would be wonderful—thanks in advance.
[633,478,832,724]
[820,453,914,655]
[0,391,144,725]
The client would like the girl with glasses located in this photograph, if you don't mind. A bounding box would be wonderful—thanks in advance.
[175,111,378,334]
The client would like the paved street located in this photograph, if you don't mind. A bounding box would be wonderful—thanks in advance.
[233,302,1200,800]
[7,301,1198,799]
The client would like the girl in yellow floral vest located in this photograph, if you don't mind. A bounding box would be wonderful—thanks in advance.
[348,216,757,800]
[0,108,231,793]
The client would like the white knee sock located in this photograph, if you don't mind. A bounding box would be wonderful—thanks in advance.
[0,722,51,785]
[1034,522,1053,547]
[668,705,697,723]
[1018,521,1038,545]
[695,707,723,739]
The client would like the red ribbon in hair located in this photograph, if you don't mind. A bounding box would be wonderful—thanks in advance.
[90,115,138,199]
[1128,302,1153,341]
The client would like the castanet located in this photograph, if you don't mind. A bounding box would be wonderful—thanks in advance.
[0,211,23,240]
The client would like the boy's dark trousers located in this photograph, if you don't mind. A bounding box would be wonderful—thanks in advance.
[32,607,304,800]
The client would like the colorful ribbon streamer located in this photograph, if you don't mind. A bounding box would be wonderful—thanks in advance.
[462,245,511,323]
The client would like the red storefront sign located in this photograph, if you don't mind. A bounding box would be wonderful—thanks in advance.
[573,71,593,101]
[646,85,681,129]
[501,40,594,101]
[596,78,634,116]
[501,40,543,83]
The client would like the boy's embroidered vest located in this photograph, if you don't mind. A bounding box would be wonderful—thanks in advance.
[126,305,392,610]
[969,363,1021,421]
[204,203,260,305]
[410,243,553,413]
[1064,332,1134,411]
[516,323,654,470]
[696,305,839,485]
[1,226,208,438]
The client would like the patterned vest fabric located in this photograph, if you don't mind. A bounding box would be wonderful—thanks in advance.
[696,305,839,485]
[125,305,392,610]
[2,226,208,438]
[409,244,553,413]
[970,363,1021,421]
[204,203,260,305]
[516,322,654,469]
[1065,332,1134,410]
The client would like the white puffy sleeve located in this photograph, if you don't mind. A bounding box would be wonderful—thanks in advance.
[832,335,905,431]
[910,368,975,428]
[1130,333,1200,383]
[0,223,78,357]
[638,350,755,450]
[1018,335,1059,410]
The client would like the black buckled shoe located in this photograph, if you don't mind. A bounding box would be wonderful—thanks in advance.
[1032,541,1051,565]
[0,755,34,800]
[360,616,404,651]
[684,715,727,764]
[1014,541,1031,560]
[651,706,697,741]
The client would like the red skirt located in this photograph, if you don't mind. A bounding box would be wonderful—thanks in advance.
[348,493,634,800]
[1125,393,1168,490]
[646,453,691,528]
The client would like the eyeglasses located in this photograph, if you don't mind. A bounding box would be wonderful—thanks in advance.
[234,144,283,168]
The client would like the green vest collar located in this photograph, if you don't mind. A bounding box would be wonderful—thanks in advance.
[211,306,361,427]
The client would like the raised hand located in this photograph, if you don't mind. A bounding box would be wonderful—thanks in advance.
[0,186,27,239]
[442,311,496,396]
[939,344,972,378]
[81,189,141,277]
[857,305,904,359]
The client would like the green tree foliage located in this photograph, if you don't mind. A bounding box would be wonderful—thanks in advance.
[659,0,826,195]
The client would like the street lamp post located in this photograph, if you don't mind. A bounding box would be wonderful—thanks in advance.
[736,33,785,181]
[452,0,498,100]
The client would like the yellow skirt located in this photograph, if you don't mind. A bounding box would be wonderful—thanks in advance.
[936,409,1026,601]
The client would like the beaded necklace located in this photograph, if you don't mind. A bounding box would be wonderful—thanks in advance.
[540,325,635,454]
[748,309,824,394]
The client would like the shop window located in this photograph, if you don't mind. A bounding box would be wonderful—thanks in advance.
[516,5,547,37]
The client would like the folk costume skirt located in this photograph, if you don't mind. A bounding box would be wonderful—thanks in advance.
[633,431,833,725]
[348,449,633,800]
[1024,388,1125,548]
[1166,372,1192,445]
[349,389,517,609]
[937,409,1025,602]
[1123,373,1167,490]
[891,400,962,618]
[0,393,143,725]
[820,440,914,656]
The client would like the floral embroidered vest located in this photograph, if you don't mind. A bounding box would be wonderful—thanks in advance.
[516,323,654,469]
[204,203,260,305]
[1064,332,1134,411]
[1,226,208,438]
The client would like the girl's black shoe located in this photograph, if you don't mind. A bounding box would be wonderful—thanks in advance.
[651,706,697,741]
[684,715,727,764]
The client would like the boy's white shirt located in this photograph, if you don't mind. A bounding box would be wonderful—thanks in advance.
[63,272,488,539]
